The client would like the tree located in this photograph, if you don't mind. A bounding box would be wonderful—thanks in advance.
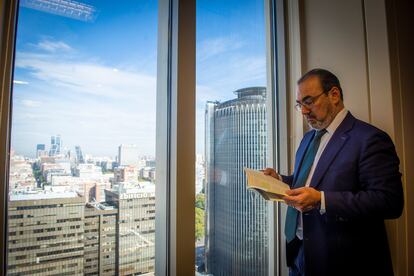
[195,193,205,210]
[195,207,205,240]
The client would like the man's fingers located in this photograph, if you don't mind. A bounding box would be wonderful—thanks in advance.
[263,168,274,175]
[262,168,269,174]
[262,168,280,179]
[286,188,302,196]
[283,191,314,212]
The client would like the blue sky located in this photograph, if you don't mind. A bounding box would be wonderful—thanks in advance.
[11,0,266,158]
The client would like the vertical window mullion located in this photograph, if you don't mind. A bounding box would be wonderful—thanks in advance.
[156,0,195,275]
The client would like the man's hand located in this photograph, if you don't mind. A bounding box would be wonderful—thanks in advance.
[283,187,321,213]
[263,168,281,180]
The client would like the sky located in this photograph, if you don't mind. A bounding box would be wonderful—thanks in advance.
[11,0,267,158]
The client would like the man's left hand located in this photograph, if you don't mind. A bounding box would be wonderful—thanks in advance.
[283,187,321,212]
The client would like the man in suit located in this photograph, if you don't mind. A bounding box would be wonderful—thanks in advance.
[264,68,404,276]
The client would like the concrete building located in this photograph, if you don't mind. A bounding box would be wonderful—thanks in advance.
[9,155,37,193]
[118,144,139,167]
[84,202,118,276]
[114,166,138,184]
[74,163,103,179]
[205,87,268,275]
[105,184,156,275]
[7,192,85,275]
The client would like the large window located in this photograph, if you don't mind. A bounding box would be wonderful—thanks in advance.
[195,0,275,275]
[1,0,286,275]
[6,0,158,275]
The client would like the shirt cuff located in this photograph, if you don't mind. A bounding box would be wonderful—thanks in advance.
[319,191,326,215]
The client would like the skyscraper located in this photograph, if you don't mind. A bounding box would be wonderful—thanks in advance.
[118,144,139,167]
[36,144,46,158]
[205,87,268,276]
[75,145,84,164]
[49,134,62,156]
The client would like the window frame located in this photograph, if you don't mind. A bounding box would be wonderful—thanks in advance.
[265,0,290,275]
[156,0,196,275]
[0,0,290,275]
[0,1,18,274]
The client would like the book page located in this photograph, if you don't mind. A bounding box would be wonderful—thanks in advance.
[250,188,285,202]
[244,168,290,196]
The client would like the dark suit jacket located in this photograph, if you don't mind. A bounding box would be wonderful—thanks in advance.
[282,112,404,276]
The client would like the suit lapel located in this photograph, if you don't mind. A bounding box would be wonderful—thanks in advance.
[310,112,356,188]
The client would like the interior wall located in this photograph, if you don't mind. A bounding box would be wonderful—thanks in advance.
[299,0,370,121]
[386,1,414,275]
[297,0,410,275]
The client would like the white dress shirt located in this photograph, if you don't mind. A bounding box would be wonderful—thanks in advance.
[296,108,348,240]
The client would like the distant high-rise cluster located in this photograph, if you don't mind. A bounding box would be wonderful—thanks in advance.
[204,87,268,275]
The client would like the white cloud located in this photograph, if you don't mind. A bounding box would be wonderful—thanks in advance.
[15,52,156,101]
[197,36,244,62]
[21,100,41,108]
[12,48,157,157]
[13,80,29,85]
[36,40,72,52]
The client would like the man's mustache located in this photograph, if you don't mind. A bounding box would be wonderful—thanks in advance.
[304,113,315,120]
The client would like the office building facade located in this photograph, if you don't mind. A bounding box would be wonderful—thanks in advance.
[49,135,62,156]
[105,184,156,275]
[36,144,46,158]
[7,192,85,275]
[205,87,268,276]
[118,144,139,167]
[84,203,118,275]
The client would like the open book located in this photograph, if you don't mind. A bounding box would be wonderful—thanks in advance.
[244,168,290,202]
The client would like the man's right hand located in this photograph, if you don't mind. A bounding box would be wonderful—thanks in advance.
[263,168,281,180]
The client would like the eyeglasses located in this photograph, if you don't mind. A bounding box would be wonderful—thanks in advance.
[295,90,328,111]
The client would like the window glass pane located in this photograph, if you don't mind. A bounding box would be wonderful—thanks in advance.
[195,0,269,275]
[7,1,157,275]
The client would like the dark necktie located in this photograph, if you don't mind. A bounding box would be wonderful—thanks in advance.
[285,129,327,243]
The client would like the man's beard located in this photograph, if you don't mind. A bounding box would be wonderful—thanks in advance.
[305,105,335,130]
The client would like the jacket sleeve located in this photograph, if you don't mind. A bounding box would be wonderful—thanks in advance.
[281,174,294,187]
[324,131,404,220]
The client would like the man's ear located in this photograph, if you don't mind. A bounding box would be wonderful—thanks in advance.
[329,87,341,103]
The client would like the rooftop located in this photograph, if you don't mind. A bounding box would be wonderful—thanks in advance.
[9,190,80,201]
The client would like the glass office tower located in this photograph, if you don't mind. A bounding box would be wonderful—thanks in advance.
[205,87,268,276]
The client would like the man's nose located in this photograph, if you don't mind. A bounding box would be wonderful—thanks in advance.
[301,105,311,115]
